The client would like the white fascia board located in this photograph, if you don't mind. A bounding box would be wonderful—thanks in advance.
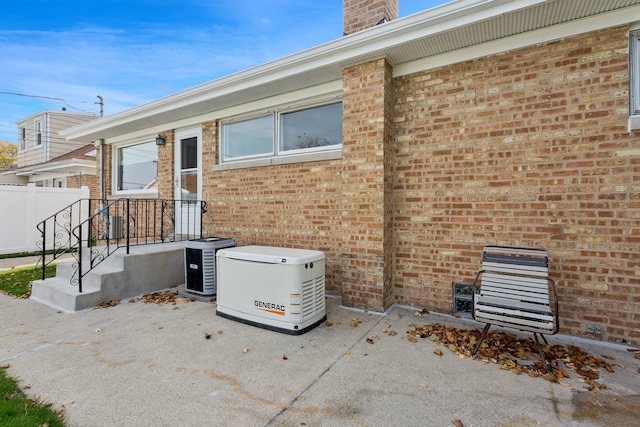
[103,81,343,145]
[395,4,640,77]
[15,159,96,176]
[61,0,550,141]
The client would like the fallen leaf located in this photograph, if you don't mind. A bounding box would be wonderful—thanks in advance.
[0,363,10,369]
[407,336,417,343]
[204,333,211,340]
[452,419,464,427]
[217,330,223,334]
[434,349,443,356]
[366,337,374,345]
[420,383,429,388]
[282,355,288,360]
[345,351,351,355]
[350,322,358,328]
[94,300,120,309]
[325,321,333,327]
[558,380,570,387]
[242,348,249,354]
[95,328,102,333]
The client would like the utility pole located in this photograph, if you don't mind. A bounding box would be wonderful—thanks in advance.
[96,95,104,117]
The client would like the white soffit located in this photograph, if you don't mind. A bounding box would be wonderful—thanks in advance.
[62,0,640,141]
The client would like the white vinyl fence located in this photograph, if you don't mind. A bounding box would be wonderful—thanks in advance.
[0,184,89,255]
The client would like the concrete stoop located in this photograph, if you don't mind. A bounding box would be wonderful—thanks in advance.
[30,242,187,312]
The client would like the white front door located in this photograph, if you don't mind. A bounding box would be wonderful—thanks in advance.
[174,127,202,238]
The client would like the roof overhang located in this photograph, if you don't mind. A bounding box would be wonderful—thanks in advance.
[13,159,96,178]
[61,0,640,142]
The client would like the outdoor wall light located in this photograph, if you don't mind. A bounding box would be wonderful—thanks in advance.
[155,134,166,145]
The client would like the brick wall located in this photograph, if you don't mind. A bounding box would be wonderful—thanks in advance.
[66,172,99,198]
[200,120,344,295]
[393,25,639,344]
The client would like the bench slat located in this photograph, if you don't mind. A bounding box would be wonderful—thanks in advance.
[482,278,549,291]
[482,262,548,276]
[476,305,553,321]
[474,312,555,333]
[481,290,550,305]
[476,295,552,314]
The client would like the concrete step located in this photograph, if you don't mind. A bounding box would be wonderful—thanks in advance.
[31,242,187,312]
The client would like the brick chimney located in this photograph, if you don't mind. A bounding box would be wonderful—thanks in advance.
[343,0,398,36]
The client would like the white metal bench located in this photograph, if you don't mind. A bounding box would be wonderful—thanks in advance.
[471,246,559,370]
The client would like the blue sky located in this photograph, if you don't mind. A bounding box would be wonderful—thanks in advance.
[0,0,449,144]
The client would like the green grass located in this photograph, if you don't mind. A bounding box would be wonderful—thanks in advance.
[0,249,77,260]
[0,368,65,427]
[0,264,56,297]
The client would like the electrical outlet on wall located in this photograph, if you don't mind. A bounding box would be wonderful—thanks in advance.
[586,324,604,335]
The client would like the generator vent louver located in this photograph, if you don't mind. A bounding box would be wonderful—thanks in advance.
[302,275,325,320]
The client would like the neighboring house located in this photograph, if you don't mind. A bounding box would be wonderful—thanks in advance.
[1,110,99,193]
[62,0,640,345]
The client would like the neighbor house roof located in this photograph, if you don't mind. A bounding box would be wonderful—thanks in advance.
[5,144,96,178]
[61,0,640,142]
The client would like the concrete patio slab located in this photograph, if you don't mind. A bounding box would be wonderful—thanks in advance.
[1,290,639,427]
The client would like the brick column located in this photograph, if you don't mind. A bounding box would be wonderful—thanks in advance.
[156,131,174,200]
[341,58,395,312]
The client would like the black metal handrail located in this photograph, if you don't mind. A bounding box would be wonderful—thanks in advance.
[36,198,102,279]
[38,198,206,292]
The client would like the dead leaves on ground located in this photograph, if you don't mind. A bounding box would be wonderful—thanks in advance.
[94,289,198,309]
[408,323,616,392]
[94,300,120,309]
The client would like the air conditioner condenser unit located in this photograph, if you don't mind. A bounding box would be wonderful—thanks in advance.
[184,237,236,295]
[216,246,326,335]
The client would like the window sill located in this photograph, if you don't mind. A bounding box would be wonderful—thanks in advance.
[629,115,640,131]
[108,191,158,200]
[213,150,342,171]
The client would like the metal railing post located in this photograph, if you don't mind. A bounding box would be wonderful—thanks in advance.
[126,199,130,254]
[77,222,83,294]
[40,220,47,280]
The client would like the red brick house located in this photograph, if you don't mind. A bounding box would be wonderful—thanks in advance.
[63,0,640,345]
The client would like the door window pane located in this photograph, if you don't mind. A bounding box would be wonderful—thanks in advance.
[181,137,198,169]
[180,171,198,201]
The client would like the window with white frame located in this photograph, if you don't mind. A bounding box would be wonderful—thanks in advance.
[115,141,158,192]
[220,101,342,163]
[34,120,42,147]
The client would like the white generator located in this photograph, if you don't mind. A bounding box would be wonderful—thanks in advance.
[216,246,326,335]
[184,237,236,295]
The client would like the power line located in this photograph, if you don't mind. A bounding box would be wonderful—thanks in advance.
[0,91,88,113]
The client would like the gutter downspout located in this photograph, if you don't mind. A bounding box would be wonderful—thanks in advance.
[100,139,105,204]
